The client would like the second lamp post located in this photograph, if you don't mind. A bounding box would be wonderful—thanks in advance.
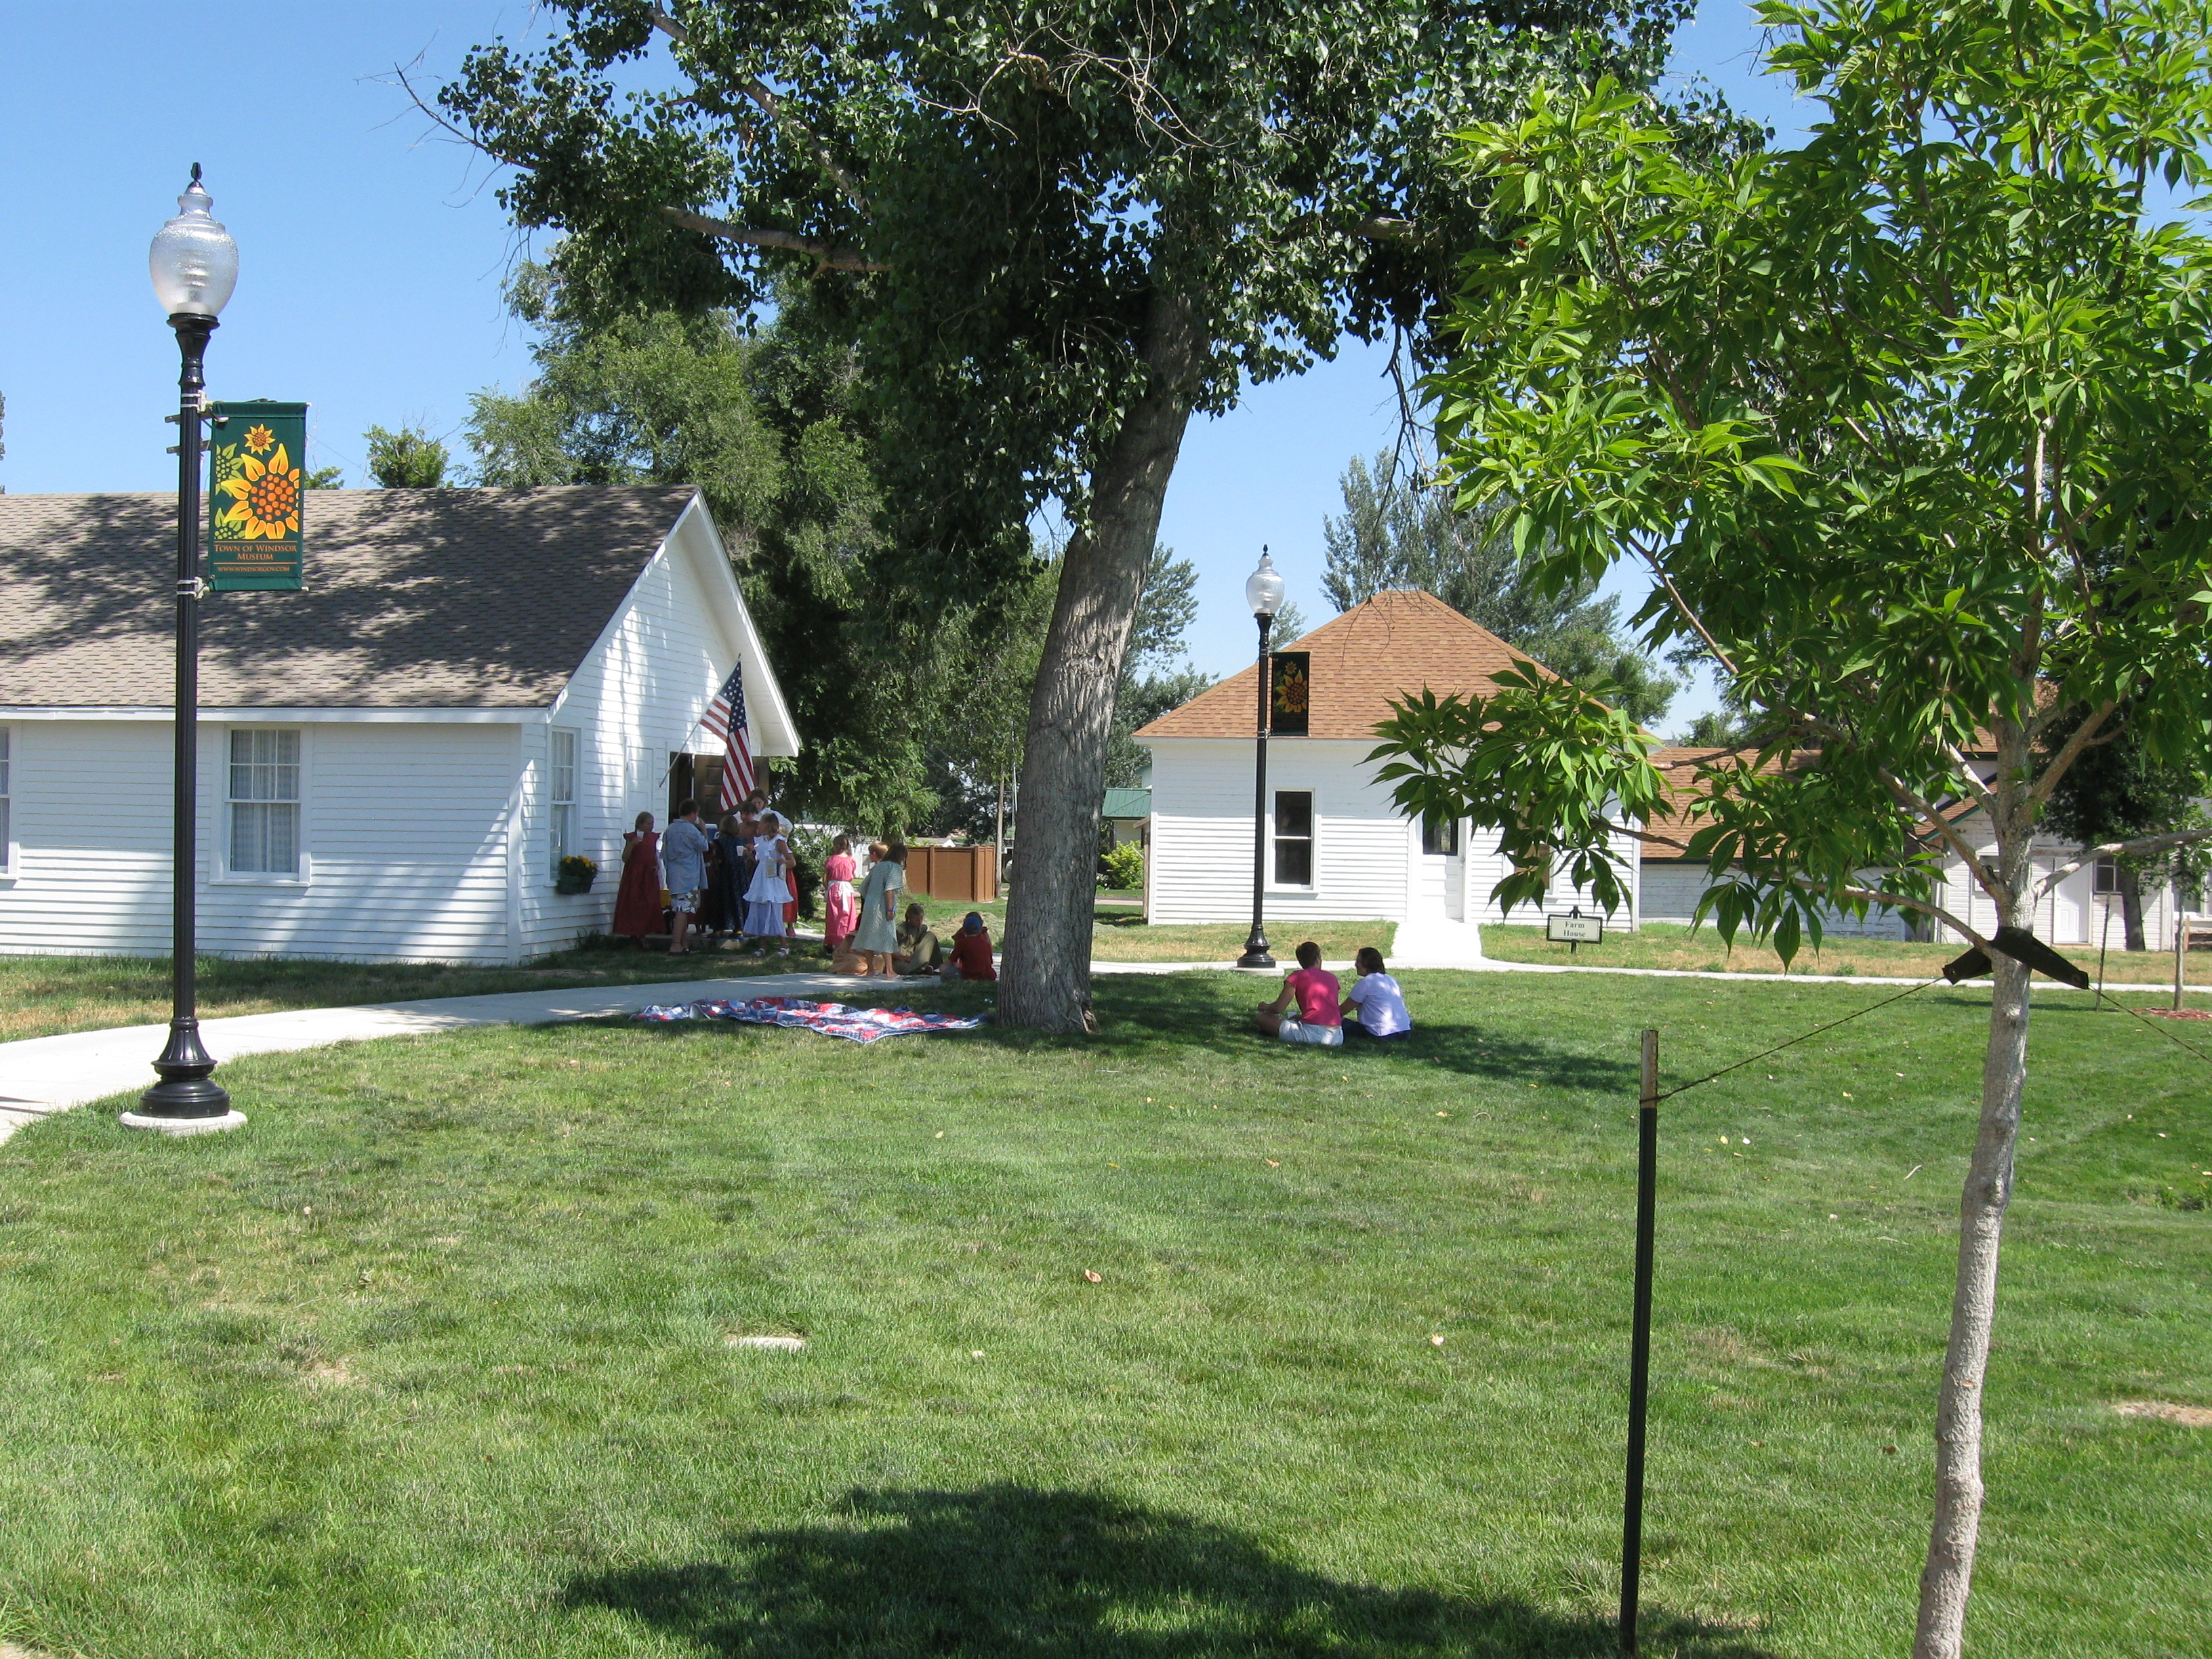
[1237,549,1286,969]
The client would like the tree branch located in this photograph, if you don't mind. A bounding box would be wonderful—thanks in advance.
[2025,699,2114,807]
[651,9,872,212]
[658,207,887,272]
[1828,880,1988,950]
[2037,827,2212,895]
[1875,767,2006,905]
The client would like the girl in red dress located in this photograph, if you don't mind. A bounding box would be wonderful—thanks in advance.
[823,834,859,954]
[612,811,663,944]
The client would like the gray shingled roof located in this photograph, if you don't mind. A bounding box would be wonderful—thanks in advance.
[0,485,702,708]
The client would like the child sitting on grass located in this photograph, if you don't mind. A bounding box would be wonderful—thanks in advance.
[1340,946,1412,1040]
[1254,941,1343,1046]
[942,912,998,982]
[894,903,942,976]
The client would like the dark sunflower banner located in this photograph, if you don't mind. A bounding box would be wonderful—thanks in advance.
[1269,651,1310,735]
[207,400,306,590]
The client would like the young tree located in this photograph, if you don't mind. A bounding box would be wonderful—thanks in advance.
[434,0,1689,1031]
[363,425,451,488]
[1373,5,2212,1652]
[1324,451,1677,724]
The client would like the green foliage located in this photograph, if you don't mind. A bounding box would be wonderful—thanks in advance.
[440,1,1689,557]
[1385,1,2212,962]
[362,425,451,488]
[1367,663,1666,917]
[1099,840,1145,892]
[304,464,344,489]
[466,281,964,830]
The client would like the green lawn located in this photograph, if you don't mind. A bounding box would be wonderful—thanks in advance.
[1,972,2207,1658]
[1481,920,2205,986]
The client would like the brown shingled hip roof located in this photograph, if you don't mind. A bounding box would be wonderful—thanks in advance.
[1135,587,1542,742]
[0,485,702,709]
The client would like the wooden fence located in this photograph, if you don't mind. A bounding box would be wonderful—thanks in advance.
[903,845,999,903]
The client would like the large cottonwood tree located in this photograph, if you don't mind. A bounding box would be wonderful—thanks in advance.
[1374,2,2212,1651]
[435,0,1689,1031]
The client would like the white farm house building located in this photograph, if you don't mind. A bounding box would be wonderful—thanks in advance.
[0,486,795,964]
[1134,588,1641,957]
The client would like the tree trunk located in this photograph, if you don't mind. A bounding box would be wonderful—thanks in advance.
[1000,291,1204,1032]
[2118,863,2146,951]
[1912,859,2032,1658]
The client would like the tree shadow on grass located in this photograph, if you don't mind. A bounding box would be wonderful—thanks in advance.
[566,1485,1774,1658]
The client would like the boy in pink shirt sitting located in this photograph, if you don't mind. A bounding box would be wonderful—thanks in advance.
[1254,941,1344,1047]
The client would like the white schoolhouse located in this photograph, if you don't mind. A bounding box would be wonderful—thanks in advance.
[1134,588,1642,959]
[0,485,795,964]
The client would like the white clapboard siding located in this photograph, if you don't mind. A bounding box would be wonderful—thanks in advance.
[1641,861,1915,940]
[0,719,178,956]
[0,719,520,963]
[1456,822,1644,930]
[518,505,751,954]
[1145,739,1411,924]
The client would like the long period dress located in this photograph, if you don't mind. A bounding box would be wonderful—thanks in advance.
[744,834,792,938]
[851,857,903,955]
[612,830,663,939]
[823,851,858,950]
[710,827,747,934]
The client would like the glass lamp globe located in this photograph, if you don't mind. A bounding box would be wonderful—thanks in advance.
[149,167,238,319]
[1244,550,1286,619]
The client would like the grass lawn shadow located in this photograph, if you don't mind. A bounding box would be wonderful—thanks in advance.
[567,1485,1776,1658]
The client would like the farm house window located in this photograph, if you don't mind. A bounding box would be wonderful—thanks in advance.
[228,728,300,874]
[550,729,578,874]
[1273,790,1314,886]
[1420,814,1458,857]
[2094,856,2119,895]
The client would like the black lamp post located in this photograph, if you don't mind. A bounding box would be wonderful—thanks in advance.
[123,165,244,1136]
[1236,548,1286,970]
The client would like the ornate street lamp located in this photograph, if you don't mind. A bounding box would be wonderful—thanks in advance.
[1236,548,1287,970]
[124,165,244,1134]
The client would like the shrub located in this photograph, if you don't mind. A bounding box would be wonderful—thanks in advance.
[1099,842,1145,893]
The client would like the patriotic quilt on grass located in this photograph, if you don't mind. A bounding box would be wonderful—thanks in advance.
[632,997,987,1043]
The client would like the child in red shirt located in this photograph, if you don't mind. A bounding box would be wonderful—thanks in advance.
[943,911,998,981]
[1253,941,1343,1046]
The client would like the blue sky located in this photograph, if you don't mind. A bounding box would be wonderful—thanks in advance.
[0,1,1813,730]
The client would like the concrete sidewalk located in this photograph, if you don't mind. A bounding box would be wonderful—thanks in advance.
[0,970,863,1143]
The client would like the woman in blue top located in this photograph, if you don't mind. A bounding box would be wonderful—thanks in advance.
[1340,947,1412,1040]
[848,840,906,977]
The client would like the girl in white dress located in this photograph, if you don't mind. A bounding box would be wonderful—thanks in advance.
[744,813,793,945]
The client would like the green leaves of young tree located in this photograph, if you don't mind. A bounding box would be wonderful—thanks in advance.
[1380,5,2212,1650]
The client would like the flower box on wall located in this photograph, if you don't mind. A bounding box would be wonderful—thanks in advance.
[556,855,598,895]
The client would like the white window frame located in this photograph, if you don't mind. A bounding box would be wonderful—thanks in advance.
[0,725,14,879]
[548,727,579,879]
[1269,787,1319,893]
[217,725,309,886]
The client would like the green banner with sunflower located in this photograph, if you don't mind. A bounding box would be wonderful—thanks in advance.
[207,401,306,590]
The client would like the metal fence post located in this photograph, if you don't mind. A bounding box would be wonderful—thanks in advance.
[1620,1028,1660,1656]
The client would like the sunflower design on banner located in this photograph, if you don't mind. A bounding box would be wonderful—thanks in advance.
[1269,651,1311,735]
[206,400,308,590]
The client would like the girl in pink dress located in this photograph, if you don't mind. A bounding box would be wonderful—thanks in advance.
[823,834,859,954]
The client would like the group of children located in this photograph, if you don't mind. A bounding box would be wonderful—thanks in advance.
[1254,943,1411,1048]
[823,836,999,983]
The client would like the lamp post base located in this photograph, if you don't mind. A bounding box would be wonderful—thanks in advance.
[120,1107,246,1136]
[136,1019,231,1122]
[1235,933,1275,970]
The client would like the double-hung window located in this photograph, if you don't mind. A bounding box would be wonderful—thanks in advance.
[228,729,300,875]
[2094,855,2120,895]
[1273,790,1315,886]
[549,729,579,874]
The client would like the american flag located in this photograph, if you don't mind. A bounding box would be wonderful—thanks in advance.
[699,659,755,813]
